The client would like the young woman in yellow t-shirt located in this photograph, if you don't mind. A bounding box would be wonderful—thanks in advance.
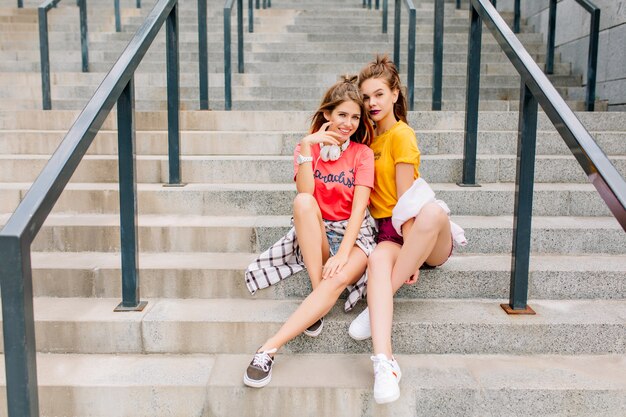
[350,56,454,404]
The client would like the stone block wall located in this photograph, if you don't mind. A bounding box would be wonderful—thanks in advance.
[514,0,626,110]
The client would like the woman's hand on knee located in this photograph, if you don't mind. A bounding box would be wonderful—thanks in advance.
[322,252,348,280]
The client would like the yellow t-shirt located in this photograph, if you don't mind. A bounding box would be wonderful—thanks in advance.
[369,120,421,219]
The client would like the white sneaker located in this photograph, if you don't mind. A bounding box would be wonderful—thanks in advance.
[349,307,371,340]
[371,353,402,404]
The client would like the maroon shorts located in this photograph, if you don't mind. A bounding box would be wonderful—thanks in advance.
[375,217,452,268]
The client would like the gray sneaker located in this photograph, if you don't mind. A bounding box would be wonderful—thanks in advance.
[303,317,324,337]
[243,348,277,388]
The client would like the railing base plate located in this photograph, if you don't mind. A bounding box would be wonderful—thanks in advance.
[163,183,187,188]
[114,301,148,312]
[500,303,536,315]
[456,182,482,188]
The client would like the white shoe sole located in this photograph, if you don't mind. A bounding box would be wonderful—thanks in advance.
[243,372,271,388]
[375,389,400,404]
[303,319,324,337]
[348,327,371,340]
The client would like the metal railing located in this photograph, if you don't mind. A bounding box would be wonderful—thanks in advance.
[115,0,142,32]
[363,0,380,9]
[224,0,244,110]
[379,0,416,110]
[544,0,600,111]
[0,0,183,414]
[39,0,88,110]
[460,0,625,313]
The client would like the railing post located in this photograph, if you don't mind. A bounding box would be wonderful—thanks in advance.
[393,0,401,68]
[432,0,444,110]
[18,0,23,8]
[459,2,481,187]
[115,0,121,32]
[513,0,520,33]
[0,236,40,417]
[376,0,380,10]
[502,81,538,315]
[79,0,88,72]
[224,4,232,110]
[198,0,209,109]
[166,3,182,185]
[262,0,266,9]
[382,0,388,34]
[115,77,147,312]
[248,0,254,32]
[238,0,244,74]
[407,4,415,111]
[368,0,372,10]
[545,0,556,74]
[137,0,141,8]
[363,0,366,8]
[268,0,271,7]
[38,6,51,110]
[257,0,260,9]
[456,0,461,9]
[585,7,600,111]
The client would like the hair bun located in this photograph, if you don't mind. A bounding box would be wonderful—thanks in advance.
[340,74,358,84]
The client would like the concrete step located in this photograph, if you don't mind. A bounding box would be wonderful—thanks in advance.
[0,297,623,354]
[0,84,584,103]
[3,98,603,111]
[2,110,624,132]
[0,71,582,90]
[0,214,622,254]
[5,127,621,156]
[0,182,616,218]
[2,153,623,184]
[27,251,626,301]
[0,352,623,417]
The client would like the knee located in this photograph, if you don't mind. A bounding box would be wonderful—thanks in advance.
[293,193,318,217]
[413,204,448,233]
[322,271,351,292]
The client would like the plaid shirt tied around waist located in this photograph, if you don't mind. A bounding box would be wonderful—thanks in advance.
[244,213,376,312]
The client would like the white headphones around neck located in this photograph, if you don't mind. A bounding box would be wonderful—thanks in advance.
[320,140,350,162]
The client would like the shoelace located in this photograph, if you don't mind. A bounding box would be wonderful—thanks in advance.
[252,351,274,372]
[371,356,397,379]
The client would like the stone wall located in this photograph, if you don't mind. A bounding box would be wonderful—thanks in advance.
[518,0,626,110]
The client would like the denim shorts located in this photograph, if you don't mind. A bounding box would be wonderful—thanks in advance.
[326,229,342,256]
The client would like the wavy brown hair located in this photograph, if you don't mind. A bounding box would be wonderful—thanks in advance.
[358,54,408,124]
[309,75,374,146]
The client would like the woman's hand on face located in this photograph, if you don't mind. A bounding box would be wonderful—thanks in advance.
[322,252,349,280]
[302,121,342,147]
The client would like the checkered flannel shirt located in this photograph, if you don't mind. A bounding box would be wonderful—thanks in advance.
[244,214,376,312]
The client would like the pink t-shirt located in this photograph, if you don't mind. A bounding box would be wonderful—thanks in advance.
[293,142,375,221]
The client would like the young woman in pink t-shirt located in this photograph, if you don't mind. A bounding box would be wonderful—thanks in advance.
[243,76,376,388]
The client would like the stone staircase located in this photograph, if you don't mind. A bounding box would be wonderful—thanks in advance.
[0,0,625,416]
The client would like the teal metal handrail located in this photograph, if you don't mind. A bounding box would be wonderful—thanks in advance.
[0,0,183,415]
[39,0,88,110]
[114,0,142,32]
[460,0,626,314]
[224,0,244,110]
[374,0,417,110]
[544,0,600,111]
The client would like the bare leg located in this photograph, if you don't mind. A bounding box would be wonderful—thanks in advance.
[367,242,401,358]
[259,246,368,352]
[292,193,330,290]
[369,204,452,358]
[390,203,452,293]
